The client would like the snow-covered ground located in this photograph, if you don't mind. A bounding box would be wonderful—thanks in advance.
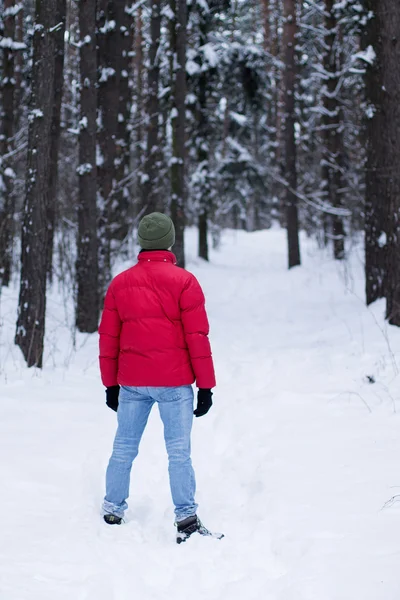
[1,228,400,600]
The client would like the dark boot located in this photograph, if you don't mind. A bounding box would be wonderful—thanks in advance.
[104,514,123,525]
[176,515,200,543]
[176,515,224,543]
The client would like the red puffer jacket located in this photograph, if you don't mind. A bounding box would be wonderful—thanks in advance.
[99,251,216,389]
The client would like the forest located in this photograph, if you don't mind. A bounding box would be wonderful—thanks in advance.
[0,0,399,367]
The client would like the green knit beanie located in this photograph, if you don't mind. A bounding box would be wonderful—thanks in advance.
[137,212,176,250]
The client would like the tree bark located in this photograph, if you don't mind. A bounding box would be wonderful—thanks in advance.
[143,0,162,215]
[133,5,144,219]
[13,2,24,129]
[321,0,345,260]
[0,0,24,287]
[379,1,400,325]
[261,0,271,53]
[199,210,209,261]
[76,0,99,334]
[97,0,126,293]
[114,4,134,242]
[169,0,187,267]
[196,3,211,261]
[134,6,144,152]
[364,0,388,305]
[282,0,301,268]
[15,0,58,367]
[46,0,67,281]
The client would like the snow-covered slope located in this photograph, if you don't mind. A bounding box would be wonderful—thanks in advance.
[1,229,400,600]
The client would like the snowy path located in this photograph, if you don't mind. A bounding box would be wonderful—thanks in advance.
[1,229,400,599]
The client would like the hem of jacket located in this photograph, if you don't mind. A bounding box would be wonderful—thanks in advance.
[117,378,196,387]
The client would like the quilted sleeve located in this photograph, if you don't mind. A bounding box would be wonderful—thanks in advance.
[99,283,122,387]
[180,275,216,389]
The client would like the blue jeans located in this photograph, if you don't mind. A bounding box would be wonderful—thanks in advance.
[103,385,198,522]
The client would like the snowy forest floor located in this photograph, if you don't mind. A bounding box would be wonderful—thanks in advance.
[1,228,400,600]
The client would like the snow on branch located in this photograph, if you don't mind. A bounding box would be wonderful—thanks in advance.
[49,22,64,33]
[353,45,376,66]
[252,163,352,218]
[0,37,26,50]
[99,20,116,34]
[76,163,93,176]
[28,109,44,122]
[196,0,210,13]
[161,5,175,21]
[3,3,23,18]
[99,67,116,83]
[125,0,148,16]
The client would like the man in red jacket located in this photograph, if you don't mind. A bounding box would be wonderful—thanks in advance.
[99,212,216,542]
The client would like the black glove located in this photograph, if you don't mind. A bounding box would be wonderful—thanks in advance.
[194,389,213,418]
[106,386,120,412]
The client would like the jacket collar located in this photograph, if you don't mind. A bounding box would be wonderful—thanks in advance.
[138,250,177,265]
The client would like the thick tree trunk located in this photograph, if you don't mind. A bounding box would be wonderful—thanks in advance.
[282,0,301,268]
[76,0,99,334]
[15,0,58,367]
[322,0,345,260]
[46,0,66,281]
[97,0,126,293]
[143,0,162,215]
[364,0,388,305]
[0,0,24,287]
[379,1,400,325]
[169,0,187,267]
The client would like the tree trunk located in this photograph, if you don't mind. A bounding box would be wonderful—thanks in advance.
[15,0,58,368]
[135,6,144,153]
[76,0,99,334]
[133,6,144,219]
[97,0,125,293]
[198,211,209,261]
[0,0,24,287]
[169,0,187,267]
[379,1,400,325]
[282,0,301,268]
[114,5,134,242]
[46,0,67,281]
[196,3,211,261]
[321,0,345,260]
[143,0,162,215]
[261,0,271,53]
[13,3,24,130]
[364,0,388,305]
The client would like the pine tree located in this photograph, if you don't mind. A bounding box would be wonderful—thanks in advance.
[169,0,187,266]
[15,0,62,367]
[377,0,400,325]
[114,4,134,243]
[76,0,99,334]
[142,0,162,215]
[97,0,132,292]
[321,0,345,259]
[0,0,25,287]
[282,0,300,268]
[46,0,67,280]
[363,2,387,305]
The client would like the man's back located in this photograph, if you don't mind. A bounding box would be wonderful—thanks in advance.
[99,250,216,389]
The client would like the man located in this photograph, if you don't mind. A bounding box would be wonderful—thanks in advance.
[99,212,216,543]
